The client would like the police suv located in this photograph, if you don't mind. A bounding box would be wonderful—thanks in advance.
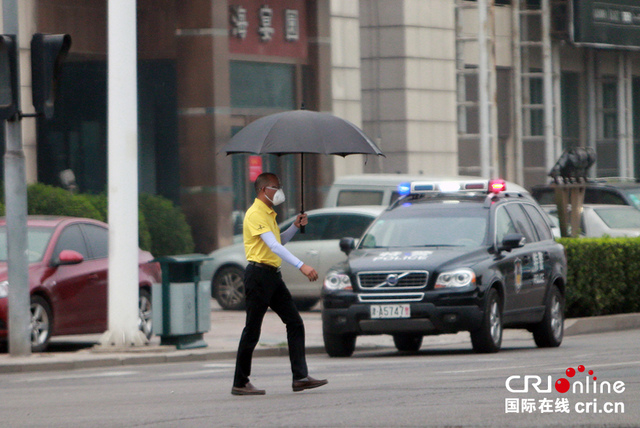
[321,179,567,356]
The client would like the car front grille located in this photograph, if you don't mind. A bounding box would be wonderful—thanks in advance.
[357,271,428,290]
[358,293,425,303]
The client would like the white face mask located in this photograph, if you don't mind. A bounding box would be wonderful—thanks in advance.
[266,187,286,206]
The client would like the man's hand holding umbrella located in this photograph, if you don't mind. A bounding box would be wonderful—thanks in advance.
[294,213,318,281]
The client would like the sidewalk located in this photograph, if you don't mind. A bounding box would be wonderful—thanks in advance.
[1,303,639,374]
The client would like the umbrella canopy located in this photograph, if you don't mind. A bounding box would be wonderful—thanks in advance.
[222,110,384,157]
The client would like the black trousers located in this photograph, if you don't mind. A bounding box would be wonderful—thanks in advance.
[233,264,308,387]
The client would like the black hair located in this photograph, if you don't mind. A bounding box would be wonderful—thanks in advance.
[255,172,277,194]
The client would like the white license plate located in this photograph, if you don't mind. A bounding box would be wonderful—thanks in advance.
[370,304,410,319]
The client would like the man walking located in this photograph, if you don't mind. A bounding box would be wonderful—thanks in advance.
[232,172,328,395]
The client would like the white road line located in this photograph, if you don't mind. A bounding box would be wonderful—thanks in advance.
[21,371,137,383]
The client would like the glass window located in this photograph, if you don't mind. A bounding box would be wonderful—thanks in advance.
[495,207,518,244]
[360,207,487,248]
[289,214,331,242]
[505,204,538,243]
[53,224,89,260]
[230,61,295,110]
[522,204,553,241]
[585,189,626,205]
[80,224,109,259]
[0,226,54,263]
[337,190,383,206]
[323,214,375,240]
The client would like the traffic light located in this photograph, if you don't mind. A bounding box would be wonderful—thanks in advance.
[0,34,18,121]
[31,33,71,119]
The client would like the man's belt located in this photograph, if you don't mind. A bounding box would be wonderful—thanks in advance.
[248,261,280,272]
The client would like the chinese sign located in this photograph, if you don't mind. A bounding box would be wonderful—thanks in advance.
[229,1,307,58]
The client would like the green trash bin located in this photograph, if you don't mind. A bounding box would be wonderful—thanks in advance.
[152,254,213,349]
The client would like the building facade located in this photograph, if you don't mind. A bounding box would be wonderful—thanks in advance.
[2,0,640,252]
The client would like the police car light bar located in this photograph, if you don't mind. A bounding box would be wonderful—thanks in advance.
[488,179,507,194]
[406,180,489,194]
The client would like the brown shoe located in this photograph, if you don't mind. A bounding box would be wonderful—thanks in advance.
[292,376,328,392]
[231,382,266,396]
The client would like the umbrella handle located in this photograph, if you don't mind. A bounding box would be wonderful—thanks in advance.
[300,153,305,234]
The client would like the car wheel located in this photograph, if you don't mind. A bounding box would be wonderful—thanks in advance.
[471,288,502,353]
[213,266,246,310]
[294,298,319,311]
[30,296,52,353]
[393,334,423,352]
[323,331,356,357]
[138,288,153,339]
[533,285,564,348]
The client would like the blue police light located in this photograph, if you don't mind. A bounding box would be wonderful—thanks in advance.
[398,182,411,196]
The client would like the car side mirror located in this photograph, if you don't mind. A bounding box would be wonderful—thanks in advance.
[498,233,526,252]
[339,237,356,256]
[54,249,84,266]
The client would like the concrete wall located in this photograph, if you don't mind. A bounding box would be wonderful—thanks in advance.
[360,0,458,176]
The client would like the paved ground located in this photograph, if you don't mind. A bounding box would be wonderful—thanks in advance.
[1,301,639,374]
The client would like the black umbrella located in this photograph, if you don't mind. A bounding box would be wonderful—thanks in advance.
[222,109,385,231]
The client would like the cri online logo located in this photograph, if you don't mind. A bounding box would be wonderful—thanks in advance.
[556,365,592,393]
[506,364,625,394]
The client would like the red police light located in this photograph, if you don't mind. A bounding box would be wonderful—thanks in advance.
[489,179,506,194]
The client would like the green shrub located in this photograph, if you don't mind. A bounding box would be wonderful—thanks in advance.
[139,193,194,257]
[27,183,103,220]
[560,237,640,317]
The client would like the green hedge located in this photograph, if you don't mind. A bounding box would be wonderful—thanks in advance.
[27,183,103,220]
[559,237,640,318]
[139,193,194,257]
[2,183,193,257]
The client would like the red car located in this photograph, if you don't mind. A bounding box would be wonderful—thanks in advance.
[0,216,161,351]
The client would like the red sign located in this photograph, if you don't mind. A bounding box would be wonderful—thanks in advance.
[249,156,263,182]
[229,0,307,59]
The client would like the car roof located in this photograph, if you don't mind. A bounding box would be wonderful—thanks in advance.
[290,205,386,217]
[0,216,106,228]
[332,174,530,194]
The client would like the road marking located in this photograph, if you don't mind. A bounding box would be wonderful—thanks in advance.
[21,370,137,383]
[161,369,230,377]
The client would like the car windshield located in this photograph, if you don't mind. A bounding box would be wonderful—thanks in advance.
[0,226,55,263]
[593,207,640,229]
[359,206,488,248]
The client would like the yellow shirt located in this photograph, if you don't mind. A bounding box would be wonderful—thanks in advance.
[243,198,282,267]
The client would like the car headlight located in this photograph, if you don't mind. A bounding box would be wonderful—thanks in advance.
[435,268,476,289]
[0,281,8,298]
[323,272,352,291]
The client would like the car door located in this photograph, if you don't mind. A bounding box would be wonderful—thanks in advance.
[504,204,548,314]
[281,212,375,299]
[280,214,328,298]
[48,224,102,334]
[493,206,525,317]
[78,223,109,329]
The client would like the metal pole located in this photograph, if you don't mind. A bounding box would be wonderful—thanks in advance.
[542,0,555,174]
[586,50,597,178]
[617,51,627,177]
[478,0,490,178]
[455,0,467,135]
[512,0,524,184]
[488,1,498,178]
[625,53,634,177]
[3,0,31,356]
[98,0,145,348]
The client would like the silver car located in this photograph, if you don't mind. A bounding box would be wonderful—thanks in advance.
[543,204,640,237]
[201,206,385,310]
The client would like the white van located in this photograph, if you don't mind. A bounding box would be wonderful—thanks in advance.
[324,174,530,207]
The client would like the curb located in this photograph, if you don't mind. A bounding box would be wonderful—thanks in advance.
[1,313,638,374]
